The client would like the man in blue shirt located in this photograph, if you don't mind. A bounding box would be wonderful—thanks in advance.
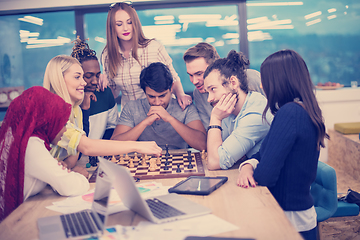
[203,50,273,170]
[111,62,206,151]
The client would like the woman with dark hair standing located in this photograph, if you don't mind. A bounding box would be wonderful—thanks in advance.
[101,2,192,110]
[237,49,328,240]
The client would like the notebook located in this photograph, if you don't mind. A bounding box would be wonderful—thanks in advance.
[37,164,113,240]
[98,156,212,224]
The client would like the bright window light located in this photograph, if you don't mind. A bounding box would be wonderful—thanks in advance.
[304,11,322,20]
[247,2,303,7]
[306,18,321,26]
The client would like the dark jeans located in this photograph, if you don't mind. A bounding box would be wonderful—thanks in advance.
[300,226,317,240]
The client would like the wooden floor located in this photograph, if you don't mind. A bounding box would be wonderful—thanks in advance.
[319,163,360,240]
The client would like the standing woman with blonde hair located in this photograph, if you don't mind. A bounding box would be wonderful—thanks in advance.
[101,2,192,110]
[43,55,162,170]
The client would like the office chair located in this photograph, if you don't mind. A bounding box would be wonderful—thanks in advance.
[332,200,359,217]
[310,161,338,222]
[311,161,359,219]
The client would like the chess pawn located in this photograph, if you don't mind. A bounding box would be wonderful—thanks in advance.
[111,155,117,163]
[134,152,139,161]
[141,154,147,166]
[176,163,182,173]
[149,158,157,172]
[156,156,161,165]
[119,154,125,164]
[125,153,130,161]
[128,157,134,168]
[201,150,207,162]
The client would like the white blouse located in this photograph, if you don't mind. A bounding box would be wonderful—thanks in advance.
[24,137,89,201]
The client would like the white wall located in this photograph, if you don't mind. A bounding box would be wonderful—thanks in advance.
[316,87,360,162]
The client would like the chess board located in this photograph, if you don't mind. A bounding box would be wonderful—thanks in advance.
[89,150,205,183]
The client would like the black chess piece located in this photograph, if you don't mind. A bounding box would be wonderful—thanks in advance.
[89,156,98,167]
[164,164,169,170]
[165,144,170,157]
[188,158,193,169]
[187,151,192,162]
[187,151,193,169]
[164,155,169,166]
[176,163,181,173]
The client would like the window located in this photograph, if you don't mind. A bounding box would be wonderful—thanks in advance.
[247,0,360,87]
[0,11,75,119]
[0,11,76,89]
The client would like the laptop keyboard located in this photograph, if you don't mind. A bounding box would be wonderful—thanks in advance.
[146,198,185,219]
[60,210,100,238]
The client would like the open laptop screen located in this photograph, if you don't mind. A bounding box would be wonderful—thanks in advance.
[37,164,114,240]
[92,166,112,232]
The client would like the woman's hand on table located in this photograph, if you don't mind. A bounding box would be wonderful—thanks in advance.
[237,163,257,188]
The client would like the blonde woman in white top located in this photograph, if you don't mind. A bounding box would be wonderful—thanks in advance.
[43,55,162,170]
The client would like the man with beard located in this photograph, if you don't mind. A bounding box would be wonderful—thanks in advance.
[183,42,264,129]
[111,62,206,151]
[203,50,273,170]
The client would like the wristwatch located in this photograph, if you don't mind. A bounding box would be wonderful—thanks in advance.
[207,125,222,131]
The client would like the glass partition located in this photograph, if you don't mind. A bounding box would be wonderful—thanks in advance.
[85,5,240,93]
[247,0,360,86]
[0,11,75,119]
[0,11,75,89]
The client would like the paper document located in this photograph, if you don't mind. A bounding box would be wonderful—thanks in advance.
[116,214,239,240]
[46,182,168,214]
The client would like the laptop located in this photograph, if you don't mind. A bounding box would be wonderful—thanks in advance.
[98,156,212,224]
[37,164,113,240]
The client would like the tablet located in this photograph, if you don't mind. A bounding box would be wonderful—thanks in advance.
[168,176,228,195]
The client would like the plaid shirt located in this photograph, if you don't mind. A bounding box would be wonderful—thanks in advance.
[101,40,180,109]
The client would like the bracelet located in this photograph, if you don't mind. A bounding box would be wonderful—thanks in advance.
[207,125,222,131]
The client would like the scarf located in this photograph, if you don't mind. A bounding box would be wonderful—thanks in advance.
[0,86,71,222]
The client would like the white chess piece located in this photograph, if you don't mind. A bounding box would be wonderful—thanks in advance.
[149,157,157,172]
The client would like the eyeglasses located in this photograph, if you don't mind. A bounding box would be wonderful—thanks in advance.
[109,1,133,9]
